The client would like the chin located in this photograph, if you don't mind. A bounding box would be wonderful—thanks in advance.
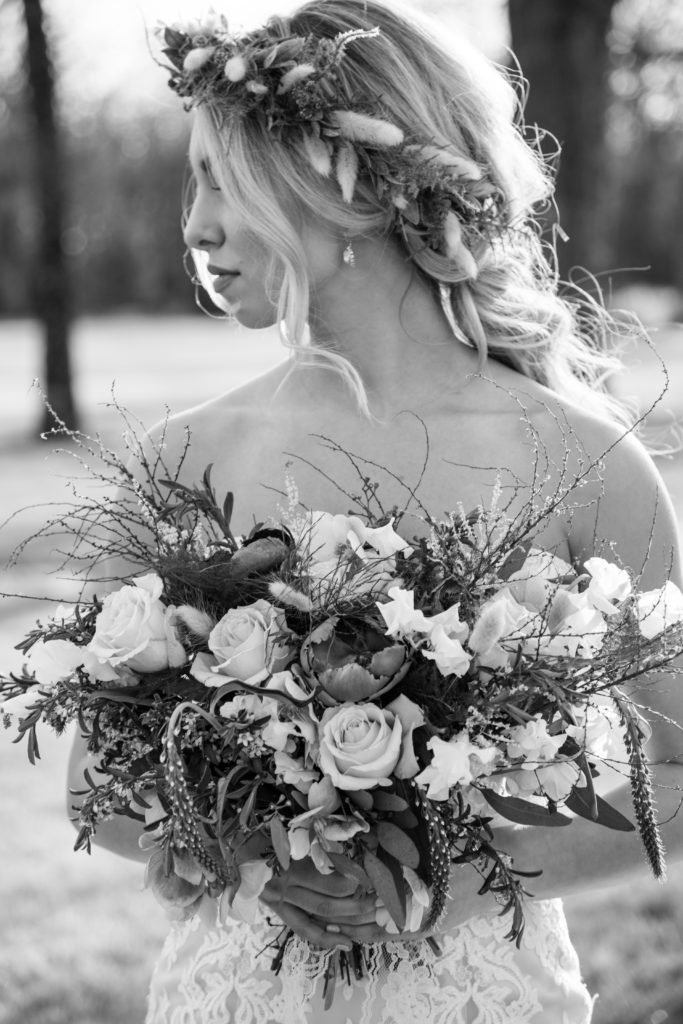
[210,285,279,329]
[230,305,279,330]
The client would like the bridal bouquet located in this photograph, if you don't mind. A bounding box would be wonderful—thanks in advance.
[3,410,683,978]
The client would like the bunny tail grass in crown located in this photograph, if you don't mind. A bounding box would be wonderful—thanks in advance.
[155,12,507,263]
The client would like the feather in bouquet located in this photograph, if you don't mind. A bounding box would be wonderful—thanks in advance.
[3,405,683,996]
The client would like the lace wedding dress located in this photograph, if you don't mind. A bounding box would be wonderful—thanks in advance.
[145,893,594,1023]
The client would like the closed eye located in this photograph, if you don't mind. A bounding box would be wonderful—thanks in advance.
[199,158,221,191]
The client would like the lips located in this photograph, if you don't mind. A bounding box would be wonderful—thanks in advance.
[208,265,241,295]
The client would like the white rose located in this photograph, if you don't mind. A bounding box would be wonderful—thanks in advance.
[318,703,403,790]
[87,574,186,674]
[636,580,683,639]
[584,557,632,615]
[191,599,292,687]
[415,733,498,801]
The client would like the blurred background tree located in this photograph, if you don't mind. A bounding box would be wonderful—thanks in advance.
[21,0,78,429]
[508,0,617,277]
[508,0,683,294]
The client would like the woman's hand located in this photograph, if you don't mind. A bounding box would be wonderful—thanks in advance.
[260,857,379,951]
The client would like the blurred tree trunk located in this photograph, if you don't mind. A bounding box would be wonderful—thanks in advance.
[508,0,617,280]
[22,0,79,432]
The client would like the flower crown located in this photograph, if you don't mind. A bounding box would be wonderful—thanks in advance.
[157,13,507,273]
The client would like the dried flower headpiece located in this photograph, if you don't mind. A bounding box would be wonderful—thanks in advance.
[157,12,507,274]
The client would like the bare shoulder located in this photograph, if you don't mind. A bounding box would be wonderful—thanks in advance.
[144,363,289,479]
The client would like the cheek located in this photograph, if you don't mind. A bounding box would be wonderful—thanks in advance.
[302,230,340,290]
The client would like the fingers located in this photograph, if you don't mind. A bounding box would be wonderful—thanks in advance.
[287,861,360,897]
[283,886,377,921]
[262,858,360,902]
[332,922,394,944]
[260,896,353,952]
[311,909,378,927]
[333,922,424,944]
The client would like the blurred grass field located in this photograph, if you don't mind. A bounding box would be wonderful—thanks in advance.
[1,314,683,1024]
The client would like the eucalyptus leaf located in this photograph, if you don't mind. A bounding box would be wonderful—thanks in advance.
[327,852,372,890]
[363,849,406,931]
[481,788,572,827]
[376,821,420,868]
[391,808,419,830]
[347,789,374,811]
[564,789,635,832]
[372,791,409,812]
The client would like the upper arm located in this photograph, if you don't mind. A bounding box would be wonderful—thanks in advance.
[566,417,681,590]
[563,413,683,764]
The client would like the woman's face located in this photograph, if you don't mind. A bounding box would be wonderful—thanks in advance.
[184,128,342,329]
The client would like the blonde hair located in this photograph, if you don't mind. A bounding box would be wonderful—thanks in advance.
[189,0,631,426]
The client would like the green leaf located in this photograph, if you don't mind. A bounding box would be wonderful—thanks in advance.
[480,788,573,827]
[372,791,409,812]
[564,789,635,832]
[376,821,420,869]
[363,848,406,931]
[327,852,372,890]
[269,816,291,870]
[239,786,258,829]
[391,808,419,830]
[347,789,373,811]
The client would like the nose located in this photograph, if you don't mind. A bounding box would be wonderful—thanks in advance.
[183,192,225,252]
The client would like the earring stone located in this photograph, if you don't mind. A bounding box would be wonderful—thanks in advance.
[342,240,356,267]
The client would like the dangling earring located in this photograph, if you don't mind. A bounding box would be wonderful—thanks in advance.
[438,282,475,348]
[342,239,356,267]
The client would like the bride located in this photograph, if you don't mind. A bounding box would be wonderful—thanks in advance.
[68,1,683,1020]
